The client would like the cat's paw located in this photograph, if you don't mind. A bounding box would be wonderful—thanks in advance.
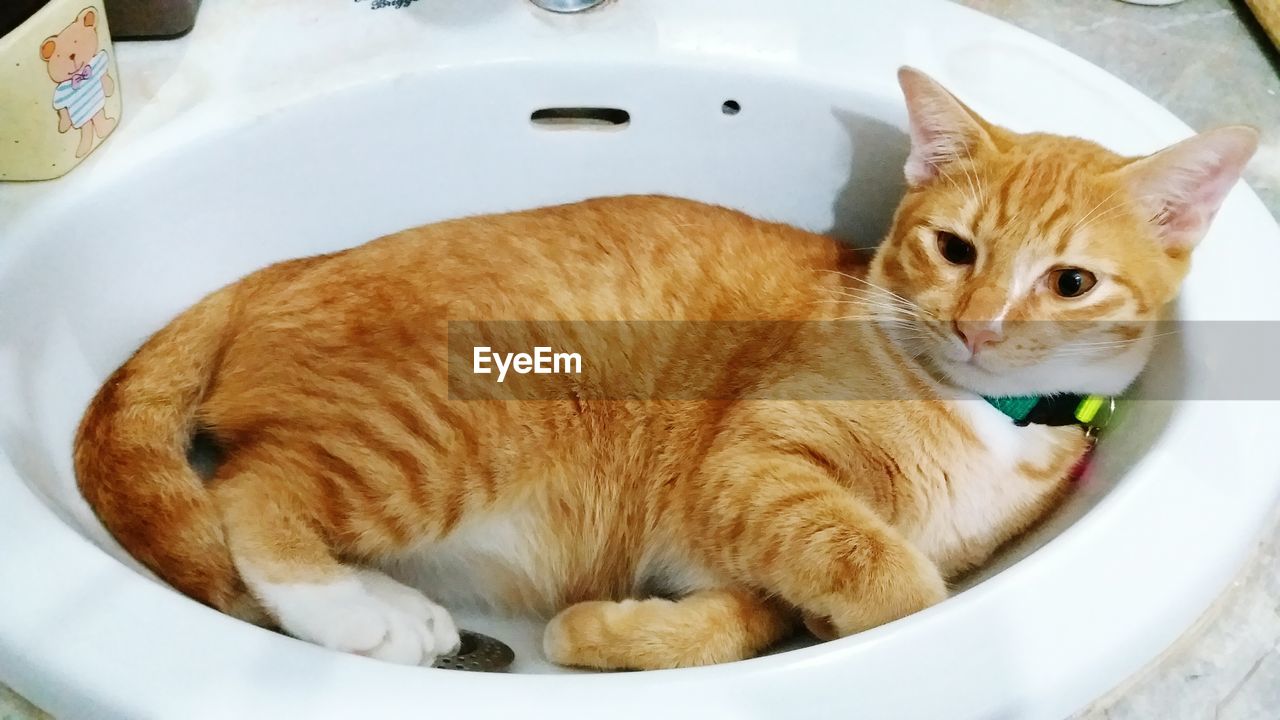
[543,591,787,671]
[823,546,948,638]
[543,600,614,667]
[253,569,460,665]
[356,570,462,662]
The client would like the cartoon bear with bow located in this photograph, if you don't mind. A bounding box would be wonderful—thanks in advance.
[40,7,117,158]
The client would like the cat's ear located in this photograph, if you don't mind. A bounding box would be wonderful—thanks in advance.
[897,67,995,187]
[1119,126,1258,252]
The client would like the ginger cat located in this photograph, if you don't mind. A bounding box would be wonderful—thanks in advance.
[74,68,1256,670]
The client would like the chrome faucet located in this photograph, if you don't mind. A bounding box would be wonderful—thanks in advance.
[528,0,608,13]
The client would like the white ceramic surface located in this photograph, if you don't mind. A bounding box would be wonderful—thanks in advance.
[1,0,1278,718]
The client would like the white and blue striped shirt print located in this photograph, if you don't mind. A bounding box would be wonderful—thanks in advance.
[51,50,109,129]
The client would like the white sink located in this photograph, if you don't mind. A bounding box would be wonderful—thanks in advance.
[2,1,1279,718]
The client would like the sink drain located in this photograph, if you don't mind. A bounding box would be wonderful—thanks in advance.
[528,0,608,13]
[431,630,516,672]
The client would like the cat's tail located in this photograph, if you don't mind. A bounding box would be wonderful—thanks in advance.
[74,286,263,622]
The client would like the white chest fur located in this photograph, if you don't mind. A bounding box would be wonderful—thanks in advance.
[906,399,1074,577]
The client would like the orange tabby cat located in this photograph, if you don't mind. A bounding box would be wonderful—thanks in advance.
[75,68,1256,670]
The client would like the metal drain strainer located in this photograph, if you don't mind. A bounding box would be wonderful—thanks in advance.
[432,630,515,672]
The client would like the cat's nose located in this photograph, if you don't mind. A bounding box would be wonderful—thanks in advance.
[954,319,1002,354]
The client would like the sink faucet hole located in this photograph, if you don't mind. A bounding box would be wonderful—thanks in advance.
[530,107,630,129]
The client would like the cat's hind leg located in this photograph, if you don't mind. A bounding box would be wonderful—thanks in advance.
[212,464,460,665]
[543,589,794,670]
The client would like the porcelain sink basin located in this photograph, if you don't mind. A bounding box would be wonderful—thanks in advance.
[1,1,1279,718]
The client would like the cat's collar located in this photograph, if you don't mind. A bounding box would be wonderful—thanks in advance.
[983,393,1114,434]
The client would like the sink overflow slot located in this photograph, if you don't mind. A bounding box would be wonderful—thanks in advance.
[530,107,630,129]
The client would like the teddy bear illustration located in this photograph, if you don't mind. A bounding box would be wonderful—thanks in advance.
[40,7,117,159]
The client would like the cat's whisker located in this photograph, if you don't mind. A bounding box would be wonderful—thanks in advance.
[1073,193,1170,235]
[824,293,930,320]
[831,314,919,325]
[819,291,929,320]
[821,289,917,309]
[942,147,974,200]
[936,161,976,208]
[821,285,911,305]
[816,270,938,320]
[960,145,988,207]
[1050,331,1177,359]
[1060,329,1179,349]
[840,274,925,310]
[941,148,982,208]
[1073,200,1140,235]
[1071,186,1126,233]
[930,149,966,202]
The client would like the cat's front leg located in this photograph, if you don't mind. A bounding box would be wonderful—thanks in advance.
[690,451,947,638]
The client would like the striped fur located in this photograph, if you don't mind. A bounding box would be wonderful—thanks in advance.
[74,68,1255,670]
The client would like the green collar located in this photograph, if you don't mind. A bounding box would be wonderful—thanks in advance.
[984,394,1112,429]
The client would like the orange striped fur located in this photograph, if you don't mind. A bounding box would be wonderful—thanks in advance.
[74,68,1256,670]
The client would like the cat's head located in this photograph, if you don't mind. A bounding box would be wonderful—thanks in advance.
[867,67,1257,397]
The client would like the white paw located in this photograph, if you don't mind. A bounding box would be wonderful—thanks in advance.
[245,568,460,666]
[356,570,462,662]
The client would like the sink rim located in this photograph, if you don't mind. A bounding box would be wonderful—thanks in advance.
[2,0,1280,718]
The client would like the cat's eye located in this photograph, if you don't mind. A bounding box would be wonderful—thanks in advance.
[1049,268,1097,298]
[936,231,976,265]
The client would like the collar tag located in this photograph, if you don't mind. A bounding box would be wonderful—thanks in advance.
[1078,395,1116,438]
